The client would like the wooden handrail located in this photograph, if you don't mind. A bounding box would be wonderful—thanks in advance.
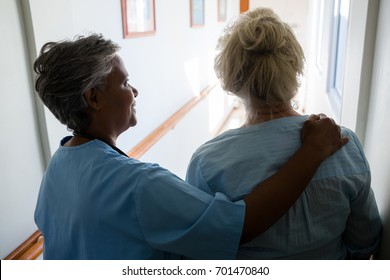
[214,106,239,136]
[127,84,215,158]
[5,84,216,260]
[4,230,43,260]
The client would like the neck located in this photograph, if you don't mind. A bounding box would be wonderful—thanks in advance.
[244,103,301,126]
[73,131,116,147]
[71,131,128,158]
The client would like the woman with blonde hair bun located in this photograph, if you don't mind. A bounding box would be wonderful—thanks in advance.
[187,8,382,259]
[215,7,304,120]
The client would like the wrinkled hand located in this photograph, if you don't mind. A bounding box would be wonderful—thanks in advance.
[301,114,349,160]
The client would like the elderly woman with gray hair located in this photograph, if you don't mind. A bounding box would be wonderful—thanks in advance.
[34,33,346,259]
[186,8,382,259]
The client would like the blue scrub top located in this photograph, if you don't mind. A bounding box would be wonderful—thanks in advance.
[35,137,245,259]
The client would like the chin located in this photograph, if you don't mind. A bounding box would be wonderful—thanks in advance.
[130,119,137,127]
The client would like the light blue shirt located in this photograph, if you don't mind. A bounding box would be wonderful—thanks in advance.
[35,137,245,259]
[186,116,382,259]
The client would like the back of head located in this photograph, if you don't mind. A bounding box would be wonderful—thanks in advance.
[214,8,305,107]
[34,34,120,132]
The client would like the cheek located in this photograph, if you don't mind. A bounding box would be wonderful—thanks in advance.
[125,91,135,103]
[118,93,133,108]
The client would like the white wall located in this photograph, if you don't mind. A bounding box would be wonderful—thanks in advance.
[28,0,239,155]
[339,0,378,143]
[250,0,309,52]
[132,1,240,178]
[304,0,338,119]
[0,0,45,258]
[364,0,390,260]
[140,86,234,179]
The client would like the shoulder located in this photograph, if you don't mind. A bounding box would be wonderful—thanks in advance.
[190,127,252,162]
[339,127,368,167]
[187,129,239,181]
[341,127,366,155]
[313,127,370,181]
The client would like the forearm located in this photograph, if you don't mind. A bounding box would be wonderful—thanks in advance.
[241,145,324,244]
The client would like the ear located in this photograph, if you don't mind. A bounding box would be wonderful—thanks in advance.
[83,88,101,111]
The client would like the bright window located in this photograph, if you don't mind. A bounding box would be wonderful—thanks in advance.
[327,0,350,120]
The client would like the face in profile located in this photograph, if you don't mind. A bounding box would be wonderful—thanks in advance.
[98,55,138,135]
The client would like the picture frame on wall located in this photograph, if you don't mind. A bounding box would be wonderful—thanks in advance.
[121,0,156,38]
[190,0,205,27]
[218,0,227,22]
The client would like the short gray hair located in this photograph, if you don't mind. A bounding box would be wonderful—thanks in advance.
[34,34,120,132]
[214,8,305,108]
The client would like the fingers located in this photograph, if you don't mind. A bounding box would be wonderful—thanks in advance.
[307,114,344,139]
[307,114,344,137]
[318,113,327,119]
[307,114,321,121]
[307,114,332,126]
[307,113,332,121]
[302,113,350,158]
[341,136,349,146]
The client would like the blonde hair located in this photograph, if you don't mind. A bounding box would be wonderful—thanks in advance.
[214,8,305,109]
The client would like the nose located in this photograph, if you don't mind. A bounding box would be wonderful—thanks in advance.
[132,86,138,98]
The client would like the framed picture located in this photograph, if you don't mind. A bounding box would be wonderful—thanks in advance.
[121,0,156,38]
[190,0,205,27]
[218,0,227,22]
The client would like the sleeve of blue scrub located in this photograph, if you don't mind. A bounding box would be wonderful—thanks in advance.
[135,165,245,260]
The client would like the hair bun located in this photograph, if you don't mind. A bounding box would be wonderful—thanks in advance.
[238,10,287,54]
